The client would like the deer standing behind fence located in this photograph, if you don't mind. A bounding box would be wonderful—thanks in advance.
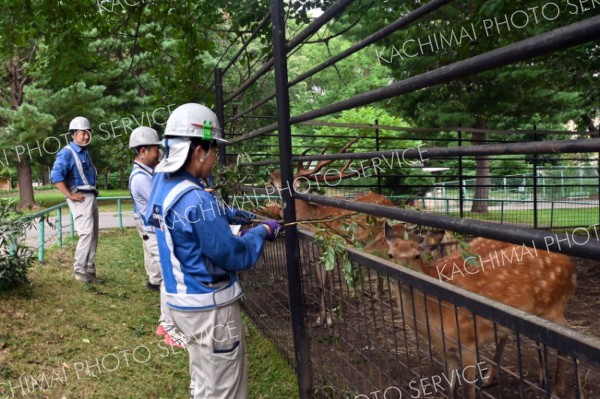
[384,222,578,399]
[265,139,452,326]
[266,139,402,325]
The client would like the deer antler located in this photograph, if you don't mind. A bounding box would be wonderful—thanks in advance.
[295,138,370,182]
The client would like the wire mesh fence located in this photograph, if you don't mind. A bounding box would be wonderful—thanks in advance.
[241,231,600,398]
[211,1,600,397]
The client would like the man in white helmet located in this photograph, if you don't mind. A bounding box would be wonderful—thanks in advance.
[128,126,163,291]
[128,126,185,348]
[145,103,282,399]
[50,116,103,284]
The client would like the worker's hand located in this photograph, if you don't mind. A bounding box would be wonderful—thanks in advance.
[68,193,85,202]
[261,220,282,242]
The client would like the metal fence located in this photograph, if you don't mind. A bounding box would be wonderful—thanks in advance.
[245,231,600,399]
[227,127,600,230]
[206,1,600,398]
[8,197,132,262]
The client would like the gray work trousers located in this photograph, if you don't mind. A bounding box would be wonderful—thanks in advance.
[170,301,248,399]
[67,193,99,275]
[133,218,163,285]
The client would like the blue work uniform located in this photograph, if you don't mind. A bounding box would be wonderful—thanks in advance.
[129,161,163,285]
[145,170,268,311]
[50,142,97,193]
[50,141,99,277]
[129,161,154,223]
[145,169,268,398]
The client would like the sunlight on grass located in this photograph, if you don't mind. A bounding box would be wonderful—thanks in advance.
[0,229,297,399]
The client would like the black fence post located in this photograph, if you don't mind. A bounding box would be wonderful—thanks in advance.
[271,0,313,397]
[215,68,226,165]
[532,126,539,229]
[375,119,382,195]
[458,124,464,218]
[215,67,229,203]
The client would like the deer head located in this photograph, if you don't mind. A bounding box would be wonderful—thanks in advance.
[384,222,447,270]
[266,138,368,191]
[384,222,423,269]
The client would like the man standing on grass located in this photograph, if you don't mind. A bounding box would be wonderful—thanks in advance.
[128,126,163,292]
[128,126,186,348]
[50,117,103,284]
[146,103,281,398]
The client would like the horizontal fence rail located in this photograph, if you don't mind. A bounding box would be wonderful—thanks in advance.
[8,197,134,262]
[229,15,600,144]
[214,0,600,397]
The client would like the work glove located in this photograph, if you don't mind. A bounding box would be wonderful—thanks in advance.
[230,209,256,225]
[261,220,283,242]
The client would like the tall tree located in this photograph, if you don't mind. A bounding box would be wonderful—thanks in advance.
[331,0,599,211]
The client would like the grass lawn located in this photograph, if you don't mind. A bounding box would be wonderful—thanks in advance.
[0,229,298,399]
[449,207,600,228]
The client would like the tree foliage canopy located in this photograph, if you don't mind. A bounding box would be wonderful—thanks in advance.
[0,0,597,207]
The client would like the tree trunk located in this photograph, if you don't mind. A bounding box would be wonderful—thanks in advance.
[17,159,35,209]
[40,164,50,185]
[470,118,489,213]
[7,52,36,208]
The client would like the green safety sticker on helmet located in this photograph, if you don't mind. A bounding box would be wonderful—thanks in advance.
[203,121,213,141]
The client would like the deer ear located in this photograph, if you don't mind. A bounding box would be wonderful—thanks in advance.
[420,230,445,251]
[384,222,396,242]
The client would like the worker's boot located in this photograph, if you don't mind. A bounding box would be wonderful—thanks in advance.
[86,273,105,285]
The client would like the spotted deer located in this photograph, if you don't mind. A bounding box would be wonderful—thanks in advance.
[364,225,458,301]
[265,139,399,325]
[384,223,577,399]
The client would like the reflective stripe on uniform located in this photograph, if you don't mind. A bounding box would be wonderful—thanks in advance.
[129,163,154,222]
[164,282,243,310]
[161,179,243,310]
[66,146,96,191]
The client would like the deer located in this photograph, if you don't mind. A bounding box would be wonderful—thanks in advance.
[364,224,458,301]
[264,139,457,325]
[265,138,402,325]
[384,222,577,399]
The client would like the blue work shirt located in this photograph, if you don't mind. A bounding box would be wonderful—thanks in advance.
[129,162,154,219]
[145,170,268,309]
[50,142,97,190]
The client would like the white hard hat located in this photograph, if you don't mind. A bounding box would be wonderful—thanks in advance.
[68,116,92,132]
[164,103,227,143]
[129,126,162,148]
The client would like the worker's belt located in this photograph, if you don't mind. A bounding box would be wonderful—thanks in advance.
[165,281,242,310]
[202,276,230,287]
[69,185,98,194]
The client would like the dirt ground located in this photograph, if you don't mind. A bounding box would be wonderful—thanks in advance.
[242,240,600,399]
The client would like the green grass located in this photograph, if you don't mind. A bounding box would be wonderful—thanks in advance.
[0,229,298,399]
[447,207,600,228]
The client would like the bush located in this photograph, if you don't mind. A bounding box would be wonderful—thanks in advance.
[0,204,35,290]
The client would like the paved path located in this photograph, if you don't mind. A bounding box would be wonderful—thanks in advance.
[24,212,137,250]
